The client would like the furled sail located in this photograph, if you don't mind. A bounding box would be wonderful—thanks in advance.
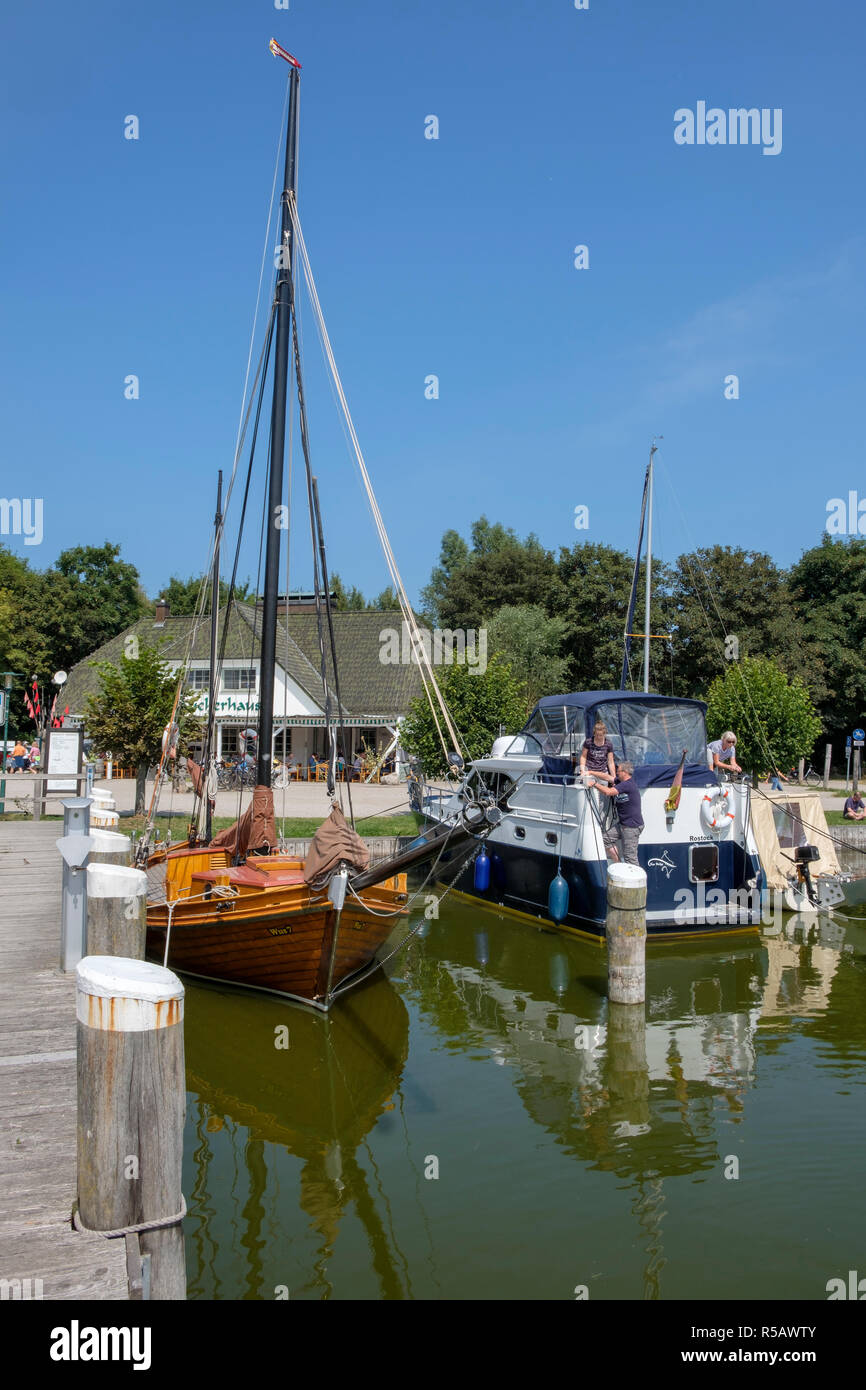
[210,784,276,856]
[304,803,370,887]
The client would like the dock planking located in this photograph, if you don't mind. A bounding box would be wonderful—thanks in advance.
[0,822,127,1299]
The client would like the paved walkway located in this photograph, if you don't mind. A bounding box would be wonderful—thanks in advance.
[1,774,417,821]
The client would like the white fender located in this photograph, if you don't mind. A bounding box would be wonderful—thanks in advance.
[700,785,736,834]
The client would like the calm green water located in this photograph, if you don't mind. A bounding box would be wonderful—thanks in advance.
[182,895,866,1300]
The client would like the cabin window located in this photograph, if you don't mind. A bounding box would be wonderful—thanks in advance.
[223,667,257,691]
[690,844,719,883]
[545,832,558,846]
[514,826,526,840]
[187,667,210,690]
[590,699,707,770]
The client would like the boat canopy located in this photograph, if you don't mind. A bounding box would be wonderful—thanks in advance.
[521,692,714,788]
[749,790,840,890]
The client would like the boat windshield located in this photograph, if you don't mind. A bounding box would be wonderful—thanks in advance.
[591,700,707,768]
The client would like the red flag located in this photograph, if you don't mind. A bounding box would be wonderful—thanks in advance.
[32,681,40,716]
[269,38,302,68]
[23,692,35,721]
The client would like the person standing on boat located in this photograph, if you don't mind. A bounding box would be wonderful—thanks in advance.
[597,760,644,865]
[579,720,616,787]
[708,731,742,776]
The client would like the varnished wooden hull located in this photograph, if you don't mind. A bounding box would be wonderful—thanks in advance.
[146,846,407,1010]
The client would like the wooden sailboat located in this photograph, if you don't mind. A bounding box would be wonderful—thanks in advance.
[142,46,486,1009]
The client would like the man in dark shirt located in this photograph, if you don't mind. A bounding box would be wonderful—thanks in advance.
[843,791,866,821]
[597,760,644,865]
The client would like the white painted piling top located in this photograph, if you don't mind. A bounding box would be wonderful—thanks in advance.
[76,956,184,1032]
[86,862,146,897]
[89,829,129,850]
[607,862,647,887]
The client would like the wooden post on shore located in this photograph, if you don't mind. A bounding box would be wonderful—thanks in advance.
[606,862,647,1003]
[88,829,132,867]
[823,743,832,790]
[76,956,186,1300]
[86,863,147,960]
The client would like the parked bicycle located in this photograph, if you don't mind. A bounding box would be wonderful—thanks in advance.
[788,762,822,786]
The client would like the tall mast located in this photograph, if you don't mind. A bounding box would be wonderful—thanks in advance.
[206,469,222,842]
[643,442,656,694]
[257,65,300,787]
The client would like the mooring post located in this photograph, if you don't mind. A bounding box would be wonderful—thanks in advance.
[76,956,186,1300]
[606,862,647,1003]
[88,829,133,867]
[86,863,147,960]
[57,797,92,973]
[823,743,832,790]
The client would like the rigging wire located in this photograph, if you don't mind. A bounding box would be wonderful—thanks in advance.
[286,195,468,771]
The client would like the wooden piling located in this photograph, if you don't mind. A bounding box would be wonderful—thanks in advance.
[85,863,147,960]
[76,955,186,1300]
[88,829,132,867]
[606,862,647,1004]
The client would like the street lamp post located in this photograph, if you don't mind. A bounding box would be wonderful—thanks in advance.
[0,671,24,815]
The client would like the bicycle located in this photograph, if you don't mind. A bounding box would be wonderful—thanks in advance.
[788,763,822,786]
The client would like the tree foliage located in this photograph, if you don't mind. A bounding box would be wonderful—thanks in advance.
[400,657,527,777]
[788,535,866,744]
[485,604,569,708]
[158,574,253,616]
[705,657,823,775]
[85,642,199,812]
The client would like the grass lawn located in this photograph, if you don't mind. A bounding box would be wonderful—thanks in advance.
[114,813,423,840]
[826,810,866,826]
[1,811,422,837]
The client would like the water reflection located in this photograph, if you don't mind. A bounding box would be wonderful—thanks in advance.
[184,976,410,1299]
[182,893,864,1300]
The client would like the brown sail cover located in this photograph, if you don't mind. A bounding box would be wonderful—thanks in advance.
[303,803,370,887]
[210,784,276,856]
[187,757,204,797]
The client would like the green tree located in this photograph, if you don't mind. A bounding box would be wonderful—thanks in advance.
[159,574,253,616]
[420,529,470,623]
[400,656,527,776]
[0,547,51,677]
[85,642,199,813]
[551,542,667,691]
[705,657,823,776]
[43,543,148,673]
[429,517,557,629]
[665,546,813,702]
[371,585,400,610]
[485,604,569,707]
[788,535,866,746]
[330,573,367,610]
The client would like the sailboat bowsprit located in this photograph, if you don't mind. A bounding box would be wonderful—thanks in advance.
[141,49,484,1010]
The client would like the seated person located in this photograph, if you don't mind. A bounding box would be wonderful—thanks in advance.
[579,720,616,787]
[708,731,742,776]
[843,790,866,821]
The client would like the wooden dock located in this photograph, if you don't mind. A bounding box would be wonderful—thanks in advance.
[0,822,127,1299]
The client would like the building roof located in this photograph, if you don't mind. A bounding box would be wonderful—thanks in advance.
[62,603,425,724]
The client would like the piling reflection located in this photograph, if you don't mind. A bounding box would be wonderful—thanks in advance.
[181,890,861,1300]
[184,975,410,1299]
[397,898,852,1297]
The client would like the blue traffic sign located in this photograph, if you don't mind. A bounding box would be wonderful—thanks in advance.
[854,728,865,741]
[847,736,853,747]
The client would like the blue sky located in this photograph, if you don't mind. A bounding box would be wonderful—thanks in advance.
[2,0,864,603]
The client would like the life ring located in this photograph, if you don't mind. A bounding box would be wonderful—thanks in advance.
[701,786,735,832]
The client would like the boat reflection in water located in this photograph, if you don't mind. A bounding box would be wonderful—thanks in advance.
[395,899,853,1299]
[184,974,410,1299]
[183,890,861,1299]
